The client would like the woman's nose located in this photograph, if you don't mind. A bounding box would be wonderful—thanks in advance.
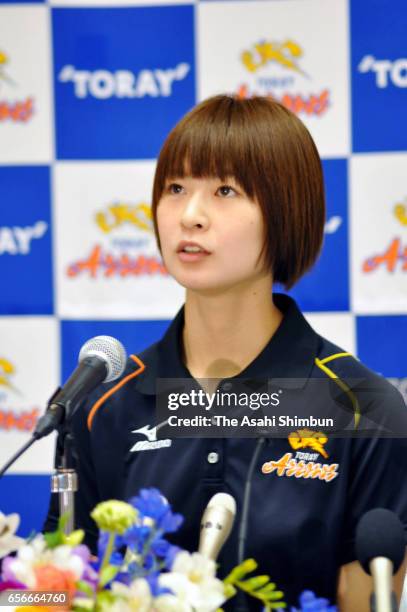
[180,194,209,230]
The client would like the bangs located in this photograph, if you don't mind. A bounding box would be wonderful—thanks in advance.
[153,95,263,201]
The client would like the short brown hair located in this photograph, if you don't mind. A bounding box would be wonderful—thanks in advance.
[152,94,325,289]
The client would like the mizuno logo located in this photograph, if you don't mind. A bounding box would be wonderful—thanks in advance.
[130,423,172,452]
[132,424,158,441]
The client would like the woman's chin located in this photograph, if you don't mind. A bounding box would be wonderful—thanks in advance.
[171,274,224,294]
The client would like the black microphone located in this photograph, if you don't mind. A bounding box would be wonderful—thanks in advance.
[33,335,127,439]
[356,508,406,612]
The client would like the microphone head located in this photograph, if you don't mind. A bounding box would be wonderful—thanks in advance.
[208,492,237,516]
[355,508,406,575]
[199,493,236,561]
[79,336,127,383]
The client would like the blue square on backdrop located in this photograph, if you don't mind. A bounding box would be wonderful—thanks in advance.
[357,315,407,378]
[52,6,195,160]
[280,158,349,312]
[351,0,407,152]
[61,319,172,383]
[0,166,53,315]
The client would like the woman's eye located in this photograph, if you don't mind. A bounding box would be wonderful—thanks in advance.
[217,185,237,197]
[168,183,184,194]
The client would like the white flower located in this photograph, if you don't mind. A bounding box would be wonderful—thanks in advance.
[153,593,192,612]
[110,578,152,612]
[158,551,226,612]
[6,534,85,588]
[0,511,24,559]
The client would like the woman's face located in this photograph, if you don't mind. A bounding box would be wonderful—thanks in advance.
[156,175,271,293]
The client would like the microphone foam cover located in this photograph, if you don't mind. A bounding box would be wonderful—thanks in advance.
[79,335,127,383]
[355,508,406,574]
[208,493,236,516]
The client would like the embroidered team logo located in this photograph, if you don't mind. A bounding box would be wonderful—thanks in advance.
[261,429,339,483]
[288,428,329,458]
[130,424,172,453]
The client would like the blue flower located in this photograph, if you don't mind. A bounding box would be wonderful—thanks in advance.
[122,525,152,554]
[129,488,183,534]
[146,572,172,598]
[151,537,170,558]
[164,544,182,570]
[289,590,337,612]
[95,532,124,568]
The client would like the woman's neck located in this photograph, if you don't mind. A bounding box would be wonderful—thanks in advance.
[182,279,283,381]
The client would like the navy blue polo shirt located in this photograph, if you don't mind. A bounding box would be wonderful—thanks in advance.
[44,294,407,609]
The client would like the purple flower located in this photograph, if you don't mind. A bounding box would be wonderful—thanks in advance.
[129,488,183,534]
[0,579,26,591]
[1,556,20,583]
[72,544,91,563]
[69,544,99,589]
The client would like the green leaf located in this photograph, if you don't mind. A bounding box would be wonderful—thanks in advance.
[256,583,277,593]
[224,558,258,584]
[58,512,71,531]
[224,559,286,610]
[43,530,63,549]
[95,590,118,611]
[62,529,85,547]
[259,589,285,601]
[239,575,270,590]
[223,584,237,600]
[71,598,95,612]
[76,580,95,597]
[99,564,119,588]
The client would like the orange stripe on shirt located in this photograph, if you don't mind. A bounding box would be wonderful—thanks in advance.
[87,354,146,431]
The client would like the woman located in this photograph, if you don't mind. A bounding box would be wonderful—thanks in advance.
[45,95,407,610]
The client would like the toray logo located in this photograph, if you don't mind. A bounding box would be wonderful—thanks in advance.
[0,221,48,256]
[0,358,19,394]
[261,429,339,483]
[237,38,330,117]
[0,358,39,432]
[363,198,407,274]
[58,63,190,99]
[67,201,168,279]
[324,216,342,235]
[358,55,407,89]
[96,202,153,234]
[241,39,308,76]
[0,49,34,122]
[288,428,329,459]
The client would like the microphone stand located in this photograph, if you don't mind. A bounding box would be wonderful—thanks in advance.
[235,436,267,612]
[0,396,78,535]
[370,592,398,612]
[51,417,78,536]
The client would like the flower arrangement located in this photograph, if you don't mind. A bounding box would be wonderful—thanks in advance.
[0,489,336,612]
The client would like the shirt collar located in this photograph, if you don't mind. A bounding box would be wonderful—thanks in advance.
[134,293,319,395]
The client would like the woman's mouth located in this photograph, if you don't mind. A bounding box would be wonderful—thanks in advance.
[177,242,211,262]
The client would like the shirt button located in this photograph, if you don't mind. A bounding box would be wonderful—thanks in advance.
[207,452,219,464]
[221,382,233,391]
